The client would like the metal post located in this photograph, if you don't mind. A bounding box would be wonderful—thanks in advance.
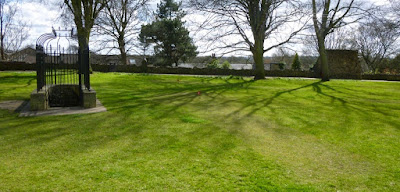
[78,48,83,106]
[78,48,82,90]
[36,45,45,91]
[84,46,90,90]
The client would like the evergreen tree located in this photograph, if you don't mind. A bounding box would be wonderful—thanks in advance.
[291,53,301,71]
[139,0,197,66]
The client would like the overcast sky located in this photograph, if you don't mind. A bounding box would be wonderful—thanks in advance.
[17,0,391,56]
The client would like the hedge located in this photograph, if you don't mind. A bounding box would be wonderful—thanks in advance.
[0,62,36,71]
[362,74,400,81]
[1,62,400,81]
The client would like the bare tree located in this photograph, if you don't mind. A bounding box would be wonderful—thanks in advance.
[62,0,108,50]
[356,20,399,73]
[389,0,400,39]
[95,0,149,65]
[389,0,400,19]
[189,0,307,80]
[302,27,356,56]
[0,0,29,60]
[271,47,293,68]
[311,0,367,81]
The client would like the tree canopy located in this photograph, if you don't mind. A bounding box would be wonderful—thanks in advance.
[63,0,107,48]
[189,0,306,79]
[139,0,197,67]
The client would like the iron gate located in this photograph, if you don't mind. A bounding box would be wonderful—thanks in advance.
[36,28,91,107]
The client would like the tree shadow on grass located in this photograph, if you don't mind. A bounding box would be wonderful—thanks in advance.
[104,75,400,133]
[0,75,36,97]
[103,77,255,119]
[226,81,348,118]
[3,75,398,153]
[0,74,36,83]
[0,111,148,155]
[1,75,398,190]
[99,77,378,126]
[0,77,254,154]
[230,80,399,131]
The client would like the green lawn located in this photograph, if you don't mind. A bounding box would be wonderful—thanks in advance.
[1,71,399,191]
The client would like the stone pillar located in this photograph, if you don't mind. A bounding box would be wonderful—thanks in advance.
[82,89,96,108]
[30,89,48,111]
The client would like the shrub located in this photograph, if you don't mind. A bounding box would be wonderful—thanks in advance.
[388,54,400,74]
[206,59,220,69]
[278,62,286,70]
[140,59,148,72]
[221,61,231,69]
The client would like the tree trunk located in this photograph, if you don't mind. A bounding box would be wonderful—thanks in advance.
[77,30,91,75]
[77,28,90,51]
[318,38,330,81]
[0,36,4,61]
[1,22,4,60]
[120,49,128,65]
[118,35,128,65]
[119,42,128,65]
[253,40,265,80]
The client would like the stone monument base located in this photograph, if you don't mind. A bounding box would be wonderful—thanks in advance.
[82,88,97,108]
[30,85,97,111]
[30,89,48,111]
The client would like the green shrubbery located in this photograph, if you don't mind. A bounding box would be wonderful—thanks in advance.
[278,62,286,70]
[2,61,400,81]
[221,61,231,69]
[206,59,220,69]
[206,59,231,69]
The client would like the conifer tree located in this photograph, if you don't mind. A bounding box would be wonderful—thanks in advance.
[291,53,301,71]
[139,0,197,66]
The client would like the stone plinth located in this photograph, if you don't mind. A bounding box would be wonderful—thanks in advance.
[30,86,97,111]
[30,89,48,111]
[82,89,96,108]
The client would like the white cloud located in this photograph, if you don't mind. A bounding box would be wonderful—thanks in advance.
[17,2,59,47]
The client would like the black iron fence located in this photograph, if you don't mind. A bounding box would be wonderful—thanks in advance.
[36,46,79,89]
[36,47,90,90]
[35,29,91,107]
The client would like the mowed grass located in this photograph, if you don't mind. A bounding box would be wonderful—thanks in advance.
[0,71,400,191]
